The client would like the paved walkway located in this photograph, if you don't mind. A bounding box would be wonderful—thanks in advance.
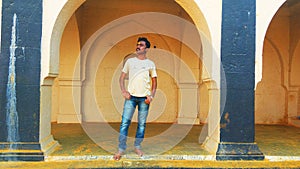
[1,123,300,168]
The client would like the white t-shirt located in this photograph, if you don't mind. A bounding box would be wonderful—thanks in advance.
[122,57,157,97]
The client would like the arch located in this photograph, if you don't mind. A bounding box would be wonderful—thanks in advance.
[256,0,300,125]
[41,0,220,154]
[41,0,86,83]
[256,0,286,87]
[175,0,219,84]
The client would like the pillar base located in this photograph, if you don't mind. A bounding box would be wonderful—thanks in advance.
[216,143,264,160]
[177,117,199,124]
[0,142,44,161]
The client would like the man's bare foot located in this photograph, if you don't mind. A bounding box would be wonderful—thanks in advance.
[134,148,143,157]
[113,151,123,160]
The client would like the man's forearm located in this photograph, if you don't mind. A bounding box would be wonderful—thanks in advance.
[151,77,157,97]
[119,73,126,92]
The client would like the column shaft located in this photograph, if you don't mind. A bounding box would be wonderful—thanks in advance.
[217,0,264,160]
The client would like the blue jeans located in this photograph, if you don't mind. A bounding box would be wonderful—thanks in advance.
[118,96,149,152]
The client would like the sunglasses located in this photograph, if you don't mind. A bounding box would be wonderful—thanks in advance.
[136,43,145,47]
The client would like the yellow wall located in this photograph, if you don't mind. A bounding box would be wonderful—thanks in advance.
[95,34,200,123]
[53,14,81,122]
[75,0,193,47]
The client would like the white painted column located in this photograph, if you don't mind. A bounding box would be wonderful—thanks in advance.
[200,79,220,153]
[40,77,59,154]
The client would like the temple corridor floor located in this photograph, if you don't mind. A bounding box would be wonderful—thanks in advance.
[1,123,300,168]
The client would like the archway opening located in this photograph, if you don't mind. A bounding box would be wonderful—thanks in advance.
[44,0,217,156]
[255,0,300,156]
[256,0,300,126]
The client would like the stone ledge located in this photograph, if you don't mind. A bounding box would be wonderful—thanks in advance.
[46,155,216,161]
[46,155,300,162]
[0,142,45,161]
[0,151,44,161]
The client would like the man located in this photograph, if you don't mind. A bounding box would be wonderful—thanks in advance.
[113,37,157,160]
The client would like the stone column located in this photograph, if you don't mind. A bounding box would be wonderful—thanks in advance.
[216,0,264,160]
[200,79,220,154]
[40,77,59,156]
[0,0,46,161]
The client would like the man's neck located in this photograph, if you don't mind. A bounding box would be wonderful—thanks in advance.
[136,54,147,60]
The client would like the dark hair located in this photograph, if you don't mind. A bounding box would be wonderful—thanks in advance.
[137,37,151,48]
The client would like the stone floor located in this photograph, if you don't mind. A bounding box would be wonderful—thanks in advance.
[1,123,300,168]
